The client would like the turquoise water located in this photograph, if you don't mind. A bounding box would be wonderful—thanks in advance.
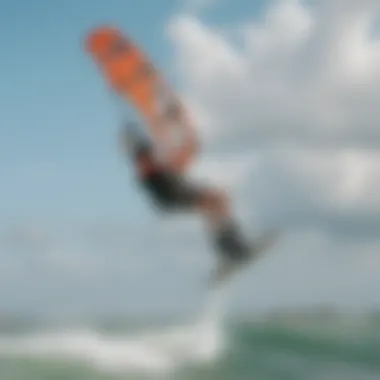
[0,287,379,380]
[0,313,379,380]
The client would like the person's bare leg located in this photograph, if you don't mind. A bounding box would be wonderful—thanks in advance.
[196,188,230,226]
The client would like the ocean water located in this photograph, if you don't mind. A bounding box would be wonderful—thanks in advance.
[0,289,379,380]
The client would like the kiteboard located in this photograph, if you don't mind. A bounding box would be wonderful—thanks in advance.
[210,230,280,287]
[85,26,197,172]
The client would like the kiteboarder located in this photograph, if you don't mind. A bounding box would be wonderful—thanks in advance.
[119,117,252,268]
[86,26,278,283]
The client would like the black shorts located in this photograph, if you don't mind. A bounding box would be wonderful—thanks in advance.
[140,170,203,211]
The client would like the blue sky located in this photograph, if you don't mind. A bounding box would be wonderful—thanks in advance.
[0,0,267,226]
[1,0,380,317]
[1,0,177,225]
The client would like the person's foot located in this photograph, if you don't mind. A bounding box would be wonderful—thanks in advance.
[211,229,280,286]
[215,221,251,261]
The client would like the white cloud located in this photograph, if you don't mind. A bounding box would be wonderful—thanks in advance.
[232,228,380,312]
[166,0,380,238]
[168,0,380,148]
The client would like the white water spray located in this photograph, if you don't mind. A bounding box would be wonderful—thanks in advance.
[0,286,231,376]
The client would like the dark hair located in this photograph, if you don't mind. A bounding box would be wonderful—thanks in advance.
[134,140,153,159]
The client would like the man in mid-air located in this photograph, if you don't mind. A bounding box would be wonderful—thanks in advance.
[119,104,274,283]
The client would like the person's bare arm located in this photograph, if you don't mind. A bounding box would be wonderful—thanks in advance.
[155,100,199,173]
[168,110,198,173]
